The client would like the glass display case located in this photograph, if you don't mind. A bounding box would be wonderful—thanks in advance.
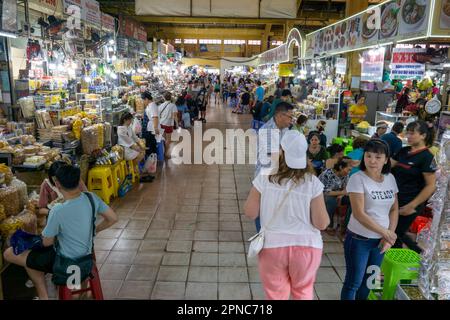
[375,112,417,128]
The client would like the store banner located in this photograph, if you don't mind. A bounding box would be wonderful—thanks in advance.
[390,47,426,80]
[101,12,115,32]
[259,44,288,64]
[278,63,294,77]
[361,47,385,82]
[431,0,450,36]
[304,0,432,59]
[335,57,347,75]
[207,44,221,52]
[1,0,17,33]
[223,45,241,53]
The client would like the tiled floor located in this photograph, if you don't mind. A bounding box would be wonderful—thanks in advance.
[89,97,345,300]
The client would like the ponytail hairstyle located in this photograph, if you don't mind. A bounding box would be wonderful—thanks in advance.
[406,120,435,147]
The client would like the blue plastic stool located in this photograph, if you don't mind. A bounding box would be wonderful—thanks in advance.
[157,141,165,161]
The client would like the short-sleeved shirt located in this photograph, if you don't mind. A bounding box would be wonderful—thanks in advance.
[145,102,160,133]
[392,147,436,207]
[318,169,349,193]
[38,180,87,209]
[346,171,398,239]
[253,173,324,249]
[255,86,265,102]
[42,192,109,259]
[381,132,403,157]
[307,145,328,162]
[349,104,368,124]
[255,118,289,177]
[159,101,178,126]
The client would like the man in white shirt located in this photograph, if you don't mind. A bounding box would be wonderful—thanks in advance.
[159,91,179,159]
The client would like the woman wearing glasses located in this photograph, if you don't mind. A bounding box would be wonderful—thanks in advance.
[341,139,399,300]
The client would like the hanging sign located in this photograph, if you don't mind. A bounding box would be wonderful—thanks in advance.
[361,47,385,82]
[101,13,115,32]
[137,25,147,42]
[304,0,432,59]
[1,0,17,33]
[431,0,450,36]
[28,0,62,16]
[278,63,295,77]
[335,57,347,75]
[83,0,100,28]
[390,47,426,80]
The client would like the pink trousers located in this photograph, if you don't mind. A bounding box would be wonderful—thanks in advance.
[258,246,322,300]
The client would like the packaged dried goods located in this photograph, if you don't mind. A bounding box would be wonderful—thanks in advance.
[23,145,41,155]
[0,215,24,240]
[81,125,101,154]
[0,204,5,221]
[0,186,21,216]
[16,209,37,235]
[0,164,14,185]
[10,178,28,211]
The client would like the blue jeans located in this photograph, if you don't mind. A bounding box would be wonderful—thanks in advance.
[341,231,385,300]
[324,196,338,228]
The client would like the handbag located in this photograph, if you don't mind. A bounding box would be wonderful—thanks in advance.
[247,183,295,258]
[52,192,96,286]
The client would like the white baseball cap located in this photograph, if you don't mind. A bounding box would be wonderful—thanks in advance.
[280,130,308,169]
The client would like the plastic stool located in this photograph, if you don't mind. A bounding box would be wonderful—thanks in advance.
[58,263,104,300]
[344,145,353,156]
[125,160,140,183]
[108,162,122,197]
[380,249,421,300]
[156,142,165,161]
[87,167,115,205]
[118,160,126,182]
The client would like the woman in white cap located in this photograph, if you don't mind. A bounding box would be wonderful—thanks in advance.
[244,130,330,300]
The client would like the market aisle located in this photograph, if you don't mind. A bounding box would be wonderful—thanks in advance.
[90,97,345,300]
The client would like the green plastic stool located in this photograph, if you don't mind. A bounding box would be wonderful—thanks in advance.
[380,249,421,300]
[333,137,345,145]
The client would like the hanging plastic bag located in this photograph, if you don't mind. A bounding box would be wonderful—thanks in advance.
[182,112,191,128]
[144,153,157,173]
[132,118,142,136]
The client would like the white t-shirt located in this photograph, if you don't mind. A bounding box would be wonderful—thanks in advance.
[145,102,160,133]
[253,173,324,249]
[159,101,178,127]
[346,171,398,239]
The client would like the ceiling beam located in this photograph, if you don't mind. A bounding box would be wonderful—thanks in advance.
[146,26,279,39]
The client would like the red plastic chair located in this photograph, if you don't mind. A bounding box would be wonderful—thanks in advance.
[58,263,104,300]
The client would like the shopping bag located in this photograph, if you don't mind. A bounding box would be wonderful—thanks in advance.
[247,230,265,258]
[182,112,191,128]
[144,153,157,173]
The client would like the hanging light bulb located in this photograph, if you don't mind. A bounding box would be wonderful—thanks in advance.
[109,39,115,45]
[315,78,320,83]
[104,68,111,75]
[111,55,117,62]
[108,46,114,52]
[110,73,117,80]
[84,76,92,82]
[316,62,322,68]
[91,63,97,70]
[311,70,316,75]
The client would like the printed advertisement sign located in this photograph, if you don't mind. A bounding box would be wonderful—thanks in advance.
[304,0,431,59]
[431,0,450,36]
[84,0,100,28]
[101,13,115,32]
[390,47,426,80]
[278,63,295,77]
[259,44,288,64]
[335,58,347,75]
[361,47,385,82]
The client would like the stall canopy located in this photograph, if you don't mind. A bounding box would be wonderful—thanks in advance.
[135,0,297,19]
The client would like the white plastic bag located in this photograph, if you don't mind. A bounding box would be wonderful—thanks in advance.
[144,153,157,173]
[132,118,142,136]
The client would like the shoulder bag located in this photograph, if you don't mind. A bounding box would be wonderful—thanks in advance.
[52,192,96,286]
[247,183,295,258]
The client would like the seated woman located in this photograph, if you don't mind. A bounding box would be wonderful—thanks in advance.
[325,144,345,169]
[117,112,151,183]
[39,160,87,216]
[307,132,329,175]
[292,113,309,136]
[347,136,368,176]
[318,159,352,235]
